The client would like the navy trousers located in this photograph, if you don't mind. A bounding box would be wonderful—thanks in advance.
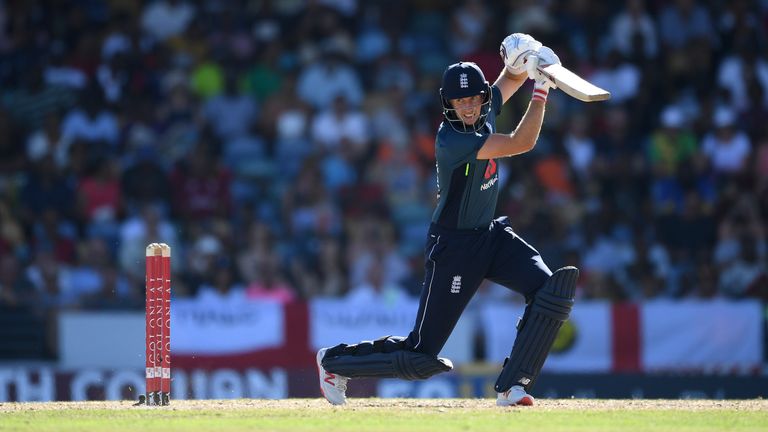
[404,216,552,356]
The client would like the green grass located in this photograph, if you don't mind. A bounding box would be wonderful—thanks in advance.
[1,399,766,432]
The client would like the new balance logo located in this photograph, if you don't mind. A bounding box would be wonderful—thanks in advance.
[459,73,468,88]
[451,275,462,293]
[324,372,337,386]
[519,377,531,386]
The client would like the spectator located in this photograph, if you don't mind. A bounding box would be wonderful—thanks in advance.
[718,236,767,298]
[244,254,297,303]
[80,264,139,310]
[141,0,195,42]
[5,67,74,132]
[26,112,65,166]
[0,201,25,259]
[20,156,77,225]
[347,223,409,289]
[242,41,284,103]
[345,259,410,305]
[170,143,232,221]
[59,88,120,159]
[198,259,244,300]
[282,159,343,239]
[190,57,225,101]
[716,37,768,112]
[608,0,658,60]
[120,146,171,211]
[589,49,641,105]
[314,237,347,297]
[562,113,596,179]
[296,51,363,109]
[77,158,123,228]
[118,203,178,282]
[26,251,78,309]
[647,106,697,174]
[237,221,275,286]
[658,0,716,50]
[700,107,751,175]
[448,0,490,58]
[0,255,29,307]
[202,71,258,141]
[96,53,130,103]
[311,95,369,156]
[261,73,313,177]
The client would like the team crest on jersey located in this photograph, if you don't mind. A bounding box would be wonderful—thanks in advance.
[451,275,462,293]
[459,73,468,88]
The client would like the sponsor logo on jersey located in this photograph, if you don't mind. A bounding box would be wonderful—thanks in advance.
[480,159,498,190]
[484,159,497,179]
[480,175,498,191]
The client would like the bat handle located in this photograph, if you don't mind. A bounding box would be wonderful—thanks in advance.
[526,54,540,81]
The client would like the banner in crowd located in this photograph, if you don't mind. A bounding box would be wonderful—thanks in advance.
[309,297,419,349]
[56,299,765,373]
[172,293,285,355]
[641,300,763,373]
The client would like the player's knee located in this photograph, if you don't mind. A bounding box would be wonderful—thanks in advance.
[392,350,453,380]
[321,345,453,380]
[324,336,407,358]
[532,266,578,321]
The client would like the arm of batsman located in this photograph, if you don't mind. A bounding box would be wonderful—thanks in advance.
[500,33,543,75]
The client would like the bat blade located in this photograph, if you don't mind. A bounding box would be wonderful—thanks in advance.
[538,64,611,102]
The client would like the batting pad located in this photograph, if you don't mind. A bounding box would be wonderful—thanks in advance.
[494,266,578,393]
[322,336,453,380]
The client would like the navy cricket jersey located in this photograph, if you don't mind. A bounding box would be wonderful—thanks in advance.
[432,85,503,230]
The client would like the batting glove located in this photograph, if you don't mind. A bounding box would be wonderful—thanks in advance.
[500,33,542,75]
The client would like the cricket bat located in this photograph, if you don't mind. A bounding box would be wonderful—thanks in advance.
[538,63,610,102]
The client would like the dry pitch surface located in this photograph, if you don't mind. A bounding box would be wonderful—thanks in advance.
[2,398,767,411]
[1,399,767,432]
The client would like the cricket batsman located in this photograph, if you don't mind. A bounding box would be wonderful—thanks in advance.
[316,33,578,407]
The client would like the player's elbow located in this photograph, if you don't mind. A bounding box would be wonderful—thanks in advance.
[505,141,535,158]
[478,133,537,159]
[509,135,537,156]
[523,138,537,152]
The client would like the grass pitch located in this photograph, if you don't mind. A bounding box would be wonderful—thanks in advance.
[0,399,766,432]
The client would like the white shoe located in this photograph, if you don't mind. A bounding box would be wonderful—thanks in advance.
[497,385,534,406]
[316,347,349,405]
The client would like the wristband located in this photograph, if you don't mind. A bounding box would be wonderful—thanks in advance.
[532,87,548,102]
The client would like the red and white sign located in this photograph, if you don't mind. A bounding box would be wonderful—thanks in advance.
[57,298,764,373]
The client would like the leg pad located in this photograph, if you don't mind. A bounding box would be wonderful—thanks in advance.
[494,266,578,392]
[322,336,453,380]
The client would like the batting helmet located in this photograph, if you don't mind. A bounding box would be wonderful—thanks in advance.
[439,62,492,133]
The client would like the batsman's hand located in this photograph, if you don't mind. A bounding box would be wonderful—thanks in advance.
[500,33,542,75]
[526,46,560,91]
[532,70,557,93]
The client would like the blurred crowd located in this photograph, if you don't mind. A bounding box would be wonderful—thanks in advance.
[1,0,768,352]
